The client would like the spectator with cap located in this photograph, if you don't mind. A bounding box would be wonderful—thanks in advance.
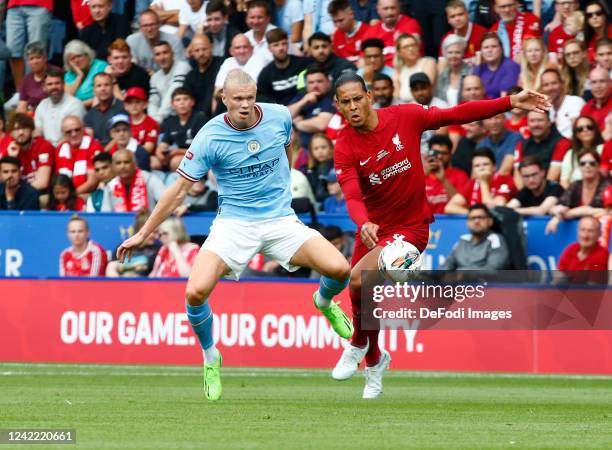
[100,149,165,212]
[323,169,347,214]
[409,72,449,155]
[84,73,128,148]
[55,115,104,195]
[558,216,609,270]
[124,87,160,156]
[127,9,185,73]
[0,113,54,191]
[63,39,109,108]
[79,0,131,61]
[34,67,87,146]
[356,38,393,87]
[16,41,57,113]
[0,156,40,210]
[107,114,151,171]
[149,41,192,123]
[440,203,510,270]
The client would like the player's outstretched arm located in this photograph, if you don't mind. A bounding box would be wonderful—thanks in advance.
[116,176,194,262]
[423,90,551,130]
[509,89,551,114]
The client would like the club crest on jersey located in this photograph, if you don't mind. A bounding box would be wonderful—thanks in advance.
[247,140,261,154]
[392,134,404,151]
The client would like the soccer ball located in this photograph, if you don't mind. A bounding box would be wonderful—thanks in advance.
[378,234,422,282]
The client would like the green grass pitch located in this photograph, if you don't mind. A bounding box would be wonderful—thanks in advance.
[1,363,611,449]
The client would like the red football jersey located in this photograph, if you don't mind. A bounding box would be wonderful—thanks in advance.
[59,240,108,277]
[490,12,541,60]
[505,116,530,138]
[439,22,487,62]
[425,168,469,214]
[333,22,370,63]
[460,174,516,205]
[363,15,422,67]
[53,196,86,211]
[335,97,512,233]
[55,135,104,188]
[131,115,160,147]
[558,242,608,271]
[0,136,54,183]
[151,243,199,277]
[547,25,574,57]
[580,95,612,131]
[8,0,53,11]
[70,0,92,29]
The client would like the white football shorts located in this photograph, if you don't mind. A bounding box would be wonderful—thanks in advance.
[201,215,321,280]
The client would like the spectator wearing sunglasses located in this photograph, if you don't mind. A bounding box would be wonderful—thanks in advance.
[546,148,610,234]
[560,115,605,188]
[584,1,612,63]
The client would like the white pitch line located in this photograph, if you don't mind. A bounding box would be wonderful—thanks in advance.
[0,364,611,381]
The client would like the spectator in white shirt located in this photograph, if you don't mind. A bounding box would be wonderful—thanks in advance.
[540,68,585,139]
[149,41,192,123]
[244,0,276,65]
[35,67,86,146]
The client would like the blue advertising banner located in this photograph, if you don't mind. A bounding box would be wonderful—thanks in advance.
[0,212,578,277]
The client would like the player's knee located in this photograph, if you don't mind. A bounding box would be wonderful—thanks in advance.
[185,284,208,306]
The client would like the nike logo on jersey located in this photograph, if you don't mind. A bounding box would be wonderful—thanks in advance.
[360,157,372,166]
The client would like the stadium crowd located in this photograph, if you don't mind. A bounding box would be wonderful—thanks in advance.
[0,0,611,276]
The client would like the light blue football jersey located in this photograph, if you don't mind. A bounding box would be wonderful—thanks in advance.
[177,103,294,221]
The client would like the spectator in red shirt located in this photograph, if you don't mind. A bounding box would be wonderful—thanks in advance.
[580,67,612,131]
[329,0,369,64]
[48,174,86,211]
[439,0,487,64]
[71,0,93,30]
[363,0,421,67]
[55,115,104,194]
[425,135,468,214]
[0,113,54,191]
[149,217,199,278]
[445,147,516,214]
[123,87,160,156]
[505,86,530,138]
[558,215,609,270]
[584,1,612,63]
[59,215,108,277]
[547,0,581,57]
[490,0,541,61]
